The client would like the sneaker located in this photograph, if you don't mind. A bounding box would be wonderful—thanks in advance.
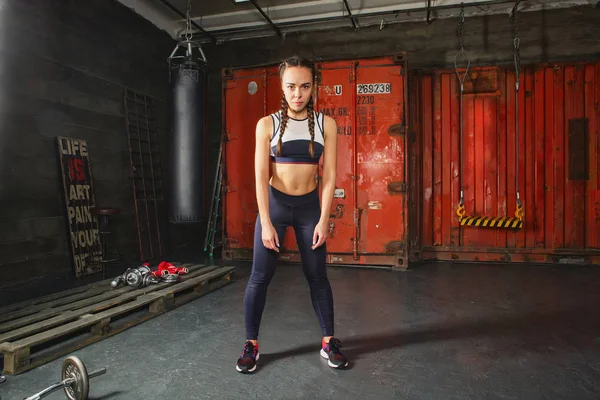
[320,338,348,369]
[236,341,260,373]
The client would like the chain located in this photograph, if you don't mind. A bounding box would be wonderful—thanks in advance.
[457,3,465,51]
[512,0,522,213]
[185,0,193,40]
[512,0,520,90]
[454,2,469,212]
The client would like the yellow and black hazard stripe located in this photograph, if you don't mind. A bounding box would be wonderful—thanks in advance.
[459,215,523,229]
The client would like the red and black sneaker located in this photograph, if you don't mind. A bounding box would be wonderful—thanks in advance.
[236,341,260,373]
[320,338,349,369]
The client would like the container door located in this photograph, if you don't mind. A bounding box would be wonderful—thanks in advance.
[223,70,266,251]
[356,62,407,257]
[316,64,357,255]
[316,57,408,266]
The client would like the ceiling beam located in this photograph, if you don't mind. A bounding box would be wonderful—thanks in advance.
[426,0,432,24]
[249,0,284,38]
[204,0,519,37]
[157,0,218,44]
[342,0,359,30]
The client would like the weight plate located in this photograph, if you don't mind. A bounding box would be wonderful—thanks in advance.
[160,273,180,283]
[142,274,158,287]
[125,269,142,287]
[138,265,152,275]
[62,356,89,400]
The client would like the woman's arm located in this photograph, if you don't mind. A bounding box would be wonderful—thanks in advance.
[320,115,338,222]
[312,115,338,249]
[254,116,279,251]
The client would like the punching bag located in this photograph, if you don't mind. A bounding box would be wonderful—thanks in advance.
[167,39,207,224]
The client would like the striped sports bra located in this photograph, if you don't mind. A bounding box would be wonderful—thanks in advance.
[269,110,325,165]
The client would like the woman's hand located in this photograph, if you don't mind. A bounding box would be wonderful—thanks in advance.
[312,220,328,250]
[262,222,280,252]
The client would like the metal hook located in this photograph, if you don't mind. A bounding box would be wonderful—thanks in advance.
[454,48,471,90]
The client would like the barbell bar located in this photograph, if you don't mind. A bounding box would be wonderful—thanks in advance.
[24,356,107,400]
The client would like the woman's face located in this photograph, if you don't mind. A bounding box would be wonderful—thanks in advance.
[281,66,313,113]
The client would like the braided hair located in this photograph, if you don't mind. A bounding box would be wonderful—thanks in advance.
[276,56,316,159]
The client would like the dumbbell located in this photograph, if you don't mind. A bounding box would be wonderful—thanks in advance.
[111,265,156,288]
[24,356,107,400]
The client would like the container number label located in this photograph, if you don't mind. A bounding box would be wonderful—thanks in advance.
[357,83,391,94]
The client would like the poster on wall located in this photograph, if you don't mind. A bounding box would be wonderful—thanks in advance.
[57,136,103,278]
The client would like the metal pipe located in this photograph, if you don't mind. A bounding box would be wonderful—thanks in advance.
[342,0,358,30]
[157,0,217,44]
[250,0,284,38]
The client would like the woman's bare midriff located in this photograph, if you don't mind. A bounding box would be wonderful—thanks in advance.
[269,162,319,196]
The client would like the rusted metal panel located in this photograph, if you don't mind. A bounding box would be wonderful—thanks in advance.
[413,61,600,262]
[462,67,500,96]
[221,67,267,252]
[221,55,409,268]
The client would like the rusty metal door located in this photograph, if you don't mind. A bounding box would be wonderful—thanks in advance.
[315,55,408,267]
[356,61,407,259]
[222,69,264,256]
[413,61,600,265]
[315,64,356,256]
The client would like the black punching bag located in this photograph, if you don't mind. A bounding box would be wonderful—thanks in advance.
[167,40,207,224]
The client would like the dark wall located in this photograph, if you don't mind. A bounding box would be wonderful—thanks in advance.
[190,5,600,257]
[0,0,175,286]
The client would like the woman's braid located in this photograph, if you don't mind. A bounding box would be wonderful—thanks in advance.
[276,93,289,156]
[307,98,315,159]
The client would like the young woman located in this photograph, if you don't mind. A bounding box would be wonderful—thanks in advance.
[236,56,348,373]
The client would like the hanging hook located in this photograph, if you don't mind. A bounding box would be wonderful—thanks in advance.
[456,202,466,219]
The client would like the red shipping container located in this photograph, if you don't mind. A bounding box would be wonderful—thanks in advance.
[221,55,409,268]
[411,62,600,264]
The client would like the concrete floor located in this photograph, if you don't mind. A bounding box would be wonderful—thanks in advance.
[1,261,599,400]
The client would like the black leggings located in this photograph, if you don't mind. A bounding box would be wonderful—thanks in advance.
[243,185,335,340]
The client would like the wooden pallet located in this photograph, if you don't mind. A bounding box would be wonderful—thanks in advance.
[0,263,236,375]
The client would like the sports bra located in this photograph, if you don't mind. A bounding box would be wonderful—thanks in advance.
[269,110,325,165]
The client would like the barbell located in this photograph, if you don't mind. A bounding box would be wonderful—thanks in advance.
[24,356,107,400]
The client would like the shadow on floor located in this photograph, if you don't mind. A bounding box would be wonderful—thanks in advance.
[257,306,600,370]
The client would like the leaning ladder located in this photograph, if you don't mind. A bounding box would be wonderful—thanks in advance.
[203,139,223,258]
